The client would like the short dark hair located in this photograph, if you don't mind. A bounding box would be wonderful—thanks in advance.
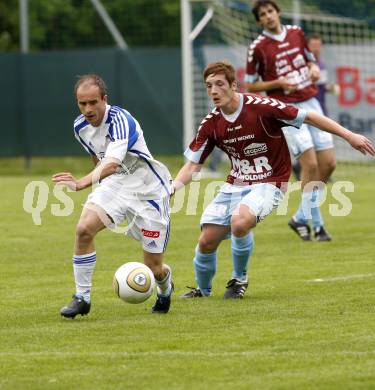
[74,74,107,97]
[203,60,236,85]
[252,0,281,21]
[307,33,323,44]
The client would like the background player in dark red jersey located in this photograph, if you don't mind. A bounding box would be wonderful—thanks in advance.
[292,34,341,180]
[245,0,336,242]
[307,34,341,116]
[173,61,374,299]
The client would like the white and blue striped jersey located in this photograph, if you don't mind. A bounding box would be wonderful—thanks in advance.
[73,105,172,199]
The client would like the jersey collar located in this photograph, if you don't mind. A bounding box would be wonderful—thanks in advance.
[262,25,287,42]
[91,104,111,137]
[102,104,111,126]
[221,93,243,123]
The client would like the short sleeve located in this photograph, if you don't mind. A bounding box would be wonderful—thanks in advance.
[245,41,261,83]
[184,117,216,164]
[107,107,140,159]
[105,139,128,161]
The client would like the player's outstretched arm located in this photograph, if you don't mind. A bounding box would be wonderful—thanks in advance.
[52,157,121,191]
[172,160,202,195]
[304,111,375,156]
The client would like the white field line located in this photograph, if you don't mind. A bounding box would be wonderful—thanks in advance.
[307,273,375,283]
[0,350,375,358]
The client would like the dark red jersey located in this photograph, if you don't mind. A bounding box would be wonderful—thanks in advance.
[185,93,306,188]
[245,25,318,103]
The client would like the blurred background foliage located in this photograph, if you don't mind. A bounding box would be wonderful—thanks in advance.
[0,0,180,51]
[1,0,375,52]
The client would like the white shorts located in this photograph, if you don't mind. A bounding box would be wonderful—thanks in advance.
[201,183,284,237]
[85,183,170,254]
[283,97,334,158]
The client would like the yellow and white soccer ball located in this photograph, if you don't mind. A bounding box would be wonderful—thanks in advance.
[113,262,155,304]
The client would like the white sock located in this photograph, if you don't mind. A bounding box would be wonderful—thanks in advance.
[73,252,96,303]
[155,264,172,297]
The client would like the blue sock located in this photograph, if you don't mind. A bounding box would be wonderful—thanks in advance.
[193,246,217,296]
[231,233,254,281]
[295,189,322,226]
[311,188,324,229]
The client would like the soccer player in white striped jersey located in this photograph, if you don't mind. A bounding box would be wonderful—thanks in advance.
[53,74,174,317]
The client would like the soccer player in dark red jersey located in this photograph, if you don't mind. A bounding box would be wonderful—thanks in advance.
[246,0,336,241]
[174,61,374,299]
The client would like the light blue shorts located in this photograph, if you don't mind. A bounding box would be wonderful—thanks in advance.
[283,97,334,158]
[200,183,284,235]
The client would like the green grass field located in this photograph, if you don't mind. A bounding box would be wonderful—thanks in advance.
[1,157,375,390]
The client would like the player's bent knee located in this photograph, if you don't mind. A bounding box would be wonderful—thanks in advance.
[231,215,255,237]
[198,236,220,253]
[231,219,250,237]
[76,222,96,242]
[327,158,336,173]
[231,205,256,236]
[301,160,318,176]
